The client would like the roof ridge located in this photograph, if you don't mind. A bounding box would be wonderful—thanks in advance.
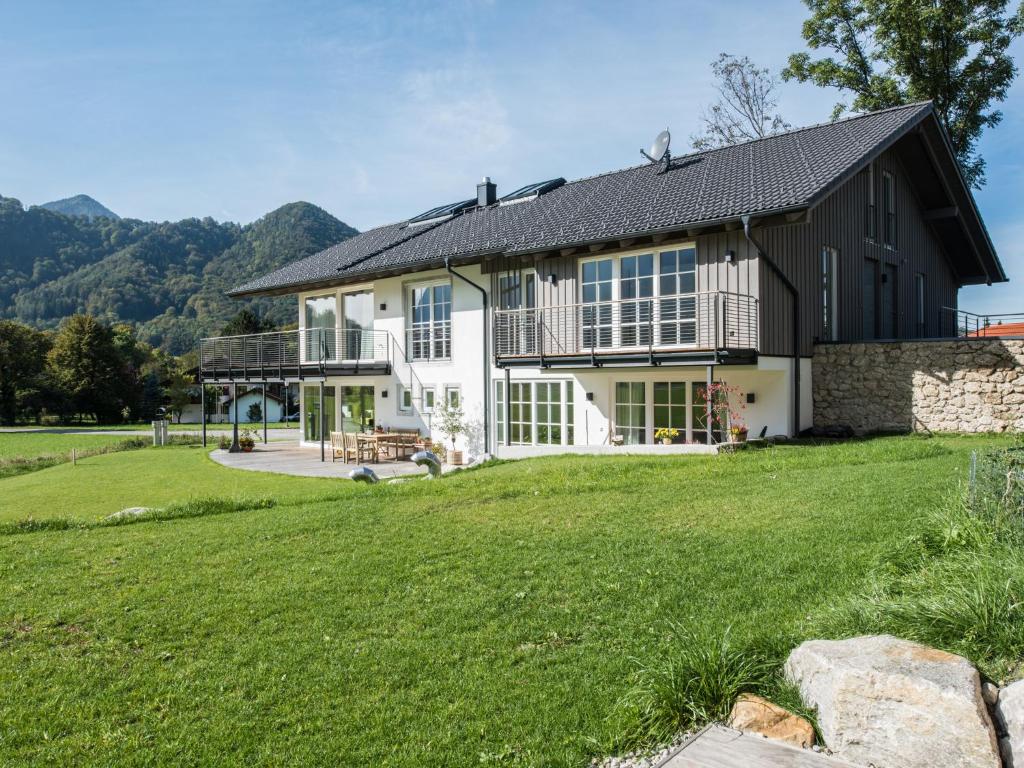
[560,101,934,188]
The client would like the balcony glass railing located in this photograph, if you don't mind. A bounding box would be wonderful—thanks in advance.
[493,291,758,358]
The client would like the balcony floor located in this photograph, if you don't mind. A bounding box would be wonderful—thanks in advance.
[496,346,757,368]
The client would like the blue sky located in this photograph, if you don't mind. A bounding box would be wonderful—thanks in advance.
[2,0,1021,313]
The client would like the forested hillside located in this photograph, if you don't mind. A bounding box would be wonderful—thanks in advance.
[0,196,357,353]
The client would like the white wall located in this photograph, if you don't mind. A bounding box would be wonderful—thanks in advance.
[293,267,806,456]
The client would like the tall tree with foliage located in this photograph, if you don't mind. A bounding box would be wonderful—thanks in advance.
[0,321,50,425]
[220,308,277,337]
[784,0,1024,188]
[165,365,194,424]
[692,54,792,150]
[46,315,125,423]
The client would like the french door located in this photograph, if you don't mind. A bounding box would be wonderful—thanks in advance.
[343,290,374,359]
[581,258,614,349]
[498,272,537,354]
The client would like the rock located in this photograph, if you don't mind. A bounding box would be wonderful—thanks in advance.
[997,680,1024,767]
[784,635,1000,768]
[105,506,153,520]
[983,681,1000,708]
[728,694,815,748]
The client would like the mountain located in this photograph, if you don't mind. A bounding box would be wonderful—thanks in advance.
[0,196,358,354]
[37,194,119,220]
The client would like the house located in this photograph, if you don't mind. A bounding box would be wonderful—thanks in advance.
[199,101,1006,458]
[219,387,287,424]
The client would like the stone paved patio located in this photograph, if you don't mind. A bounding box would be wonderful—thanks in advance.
[209,440,430,479]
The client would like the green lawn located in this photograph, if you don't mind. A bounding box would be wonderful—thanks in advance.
[0,435,1009,766]
[0,432,143,460]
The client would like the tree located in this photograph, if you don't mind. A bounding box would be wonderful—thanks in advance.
[247,401,263,423]
[165,366,193,424]
[692,54,791,150]
[784,0,1024,187]
[46,315,124,423]
[220,308,276,337]
[0,321,50,425]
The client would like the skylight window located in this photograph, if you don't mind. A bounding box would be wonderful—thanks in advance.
[407,199,475,225]
[499,178,566,205]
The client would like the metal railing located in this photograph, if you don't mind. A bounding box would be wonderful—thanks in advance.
[404,323,452,362]
[943,308,1024,338]
[199,328,391,379]
[493,291,759,358]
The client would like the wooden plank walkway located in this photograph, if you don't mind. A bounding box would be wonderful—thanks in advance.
[657,726,863,768]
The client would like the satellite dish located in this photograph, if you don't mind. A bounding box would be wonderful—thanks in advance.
[641,129,672,169]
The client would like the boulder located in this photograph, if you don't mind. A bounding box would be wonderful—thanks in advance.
[997,680,1024,767]
[728,694,815,748]
[784,635,1000,768]
[105,506,153,521]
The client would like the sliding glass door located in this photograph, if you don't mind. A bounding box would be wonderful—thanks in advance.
[304,295,337,362]
[303,385,336,442]
[343,290,374,359]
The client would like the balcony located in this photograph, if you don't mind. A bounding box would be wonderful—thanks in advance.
[199,328,392,382]
[493,291,758,367]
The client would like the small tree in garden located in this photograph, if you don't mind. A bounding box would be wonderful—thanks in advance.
[703,382,748,440]
[433,398,465,453]
[247,401,262,423]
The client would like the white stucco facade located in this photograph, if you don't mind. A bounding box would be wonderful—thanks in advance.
[293,264,808,459]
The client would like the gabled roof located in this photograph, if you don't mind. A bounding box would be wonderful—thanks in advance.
[230,102,1003,297]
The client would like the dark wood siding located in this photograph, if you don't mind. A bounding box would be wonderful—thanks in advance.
[758,146,960,356]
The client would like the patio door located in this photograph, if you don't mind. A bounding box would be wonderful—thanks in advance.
[498,272,537,354]
[620,253,654,347]
[581,258,614,350]
[343,290,374,360]
[304,295,338,362]
[614,381,646,445]
[340,386,374,433]
[304,385,336,442]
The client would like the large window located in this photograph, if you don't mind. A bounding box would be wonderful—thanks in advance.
[535,382,562,445]
[620,253,654,346]
[509,382,533,445]
[342,290,374,359]
[303,385,336,442]
[495,380,574,447]
[658,248,697,345]
[498,272,537,354]
[581,258,614,349]
[304,295,337,361]
[614,381,646,445]
[821,246,838,341]
[653,382,687,444]
[408,281,452,361]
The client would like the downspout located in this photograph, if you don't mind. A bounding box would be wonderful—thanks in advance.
[741,215,802,437]
[445,257,491,455]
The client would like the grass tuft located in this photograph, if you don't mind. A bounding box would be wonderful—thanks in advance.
[0,517,83,536]
[607,625,775,750]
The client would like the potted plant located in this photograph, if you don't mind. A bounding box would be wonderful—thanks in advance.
[238,429,256,453]
[433,399,465,465]
[654,427,679,445]
[703,382,748,445]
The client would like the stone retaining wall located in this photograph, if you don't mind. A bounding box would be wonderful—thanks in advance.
[812,338,1024,434]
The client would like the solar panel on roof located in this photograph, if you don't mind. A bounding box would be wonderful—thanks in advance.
[499,177,566,204]
[407,198,475,224]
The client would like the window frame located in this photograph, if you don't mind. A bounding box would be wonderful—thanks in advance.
[398,384,412,412]
[422,386,436,414]
[406,278,453,362]
[444,385,461,408]
[494,379,574,447]
[914,273,926,337]
[882,170,896,248]
[577,243,699,351]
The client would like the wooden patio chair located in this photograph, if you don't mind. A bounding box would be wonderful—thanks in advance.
[330,432,346,463]
[353,433,377,463]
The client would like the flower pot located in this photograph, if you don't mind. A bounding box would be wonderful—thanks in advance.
[661,438,673,446]
[730,430,748,444]
[242,445,254,453]
[447,449,463,466]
